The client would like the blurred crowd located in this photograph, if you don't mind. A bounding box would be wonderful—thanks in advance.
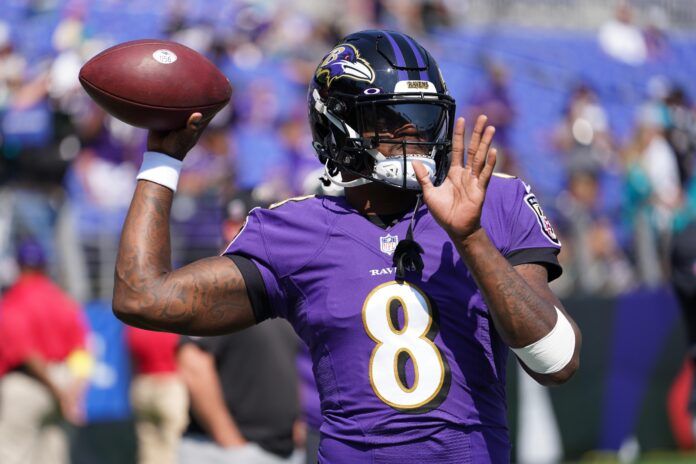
[0,0,695,462]
[550,78,695,297]
[0,0,692,301]
[0,0,459,301]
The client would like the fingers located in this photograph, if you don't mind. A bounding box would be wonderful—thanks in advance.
[184,112,209,148]
[479,147,497,190]
[450,117,466,167]
[147,112,208,159]
[472,125,495,177]
[466,115,488,170]
[412,160,435,195]
[186,112,204,131]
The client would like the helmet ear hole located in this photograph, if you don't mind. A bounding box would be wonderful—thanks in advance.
[324,133,339,159]
[312,141,329,164]
[327,98,348,116]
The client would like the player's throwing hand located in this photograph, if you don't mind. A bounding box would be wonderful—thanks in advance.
[147,112,208,161]
[413,115,496,242]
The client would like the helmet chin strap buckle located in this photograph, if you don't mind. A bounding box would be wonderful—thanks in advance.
[322,160,371,188]
[372,155,436,190]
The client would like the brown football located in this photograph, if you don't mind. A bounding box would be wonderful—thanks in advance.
[79,39,232,131]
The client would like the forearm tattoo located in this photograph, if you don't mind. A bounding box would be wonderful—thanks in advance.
[456,230,558,348]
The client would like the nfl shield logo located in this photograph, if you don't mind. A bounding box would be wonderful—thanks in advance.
[380,234,399,255]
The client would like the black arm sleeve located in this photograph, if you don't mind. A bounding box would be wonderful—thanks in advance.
[226,254,272,323]
[506,247,562,282]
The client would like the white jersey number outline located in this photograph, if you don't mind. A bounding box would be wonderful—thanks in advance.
[362,281,448,410]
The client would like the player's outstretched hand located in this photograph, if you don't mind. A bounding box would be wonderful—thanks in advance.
[147,112,209,161]
[413,115,496,242]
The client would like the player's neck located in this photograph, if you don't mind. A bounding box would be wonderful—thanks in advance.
[345,182,419,216]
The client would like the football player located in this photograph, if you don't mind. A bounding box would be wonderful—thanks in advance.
[114,30,581,463]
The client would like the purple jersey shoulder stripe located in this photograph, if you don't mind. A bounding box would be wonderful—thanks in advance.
[400,33,429,81]
[383,31,409,81]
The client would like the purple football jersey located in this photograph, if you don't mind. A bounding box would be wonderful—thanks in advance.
[225,176,560,462]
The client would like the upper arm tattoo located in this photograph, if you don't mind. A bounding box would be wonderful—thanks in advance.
[158,257,256,335]
[114,181,255,335]
[514,263,563,309]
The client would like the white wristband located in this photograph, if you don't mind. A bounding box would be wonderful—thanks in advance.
[511,306,576,374]
[136,151,183,192]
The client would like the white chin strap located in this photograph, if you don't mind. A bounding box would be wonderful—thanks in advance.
[323,163,371,188]
[323,155,436,190]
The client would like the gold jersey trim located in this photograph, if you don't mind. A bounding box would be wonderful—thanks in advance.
[492,172,517,179]
[269,194,316,210]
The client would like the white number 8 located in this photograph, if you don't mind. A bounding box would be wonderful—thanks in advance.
[362,281,448,410]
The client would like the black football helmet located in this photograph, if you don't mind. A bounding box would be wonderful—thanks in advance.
[308,30,456,190]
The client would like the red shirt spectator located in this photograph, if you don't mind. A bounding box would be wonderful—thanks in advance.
[0,272,87,375]
[126,327,179,375]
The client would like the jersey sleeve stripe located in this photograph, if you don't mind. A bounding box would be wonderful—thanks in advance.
[505,247,562,282]
[226,254,271,323]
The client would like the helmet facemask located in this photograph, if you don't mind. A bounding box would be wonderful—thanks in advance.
[313,89,455,191]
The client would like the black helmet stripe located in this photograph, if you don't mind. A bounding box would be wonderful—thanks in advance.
[399,34,429,81]
[382,32,410,81]
[384,32,429,81]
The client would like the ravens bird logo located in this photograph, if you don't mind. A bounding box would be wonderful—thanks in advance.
[315,44,375,87]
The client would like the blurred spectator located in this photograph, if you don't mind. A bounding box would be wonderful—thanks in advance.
[555,170,635,295]
[126,327,188,464]
[663,87,696,187]
[643,5,671,61]
[172,123,235,265]
[2,70,69,270]
[221,191,262,245]
[64,107,140,299]
[318,0,374,37]
[232,78,292,202]
[0,239,90,464]
[419,0,453,33]
[179,124,234,198]
[598,1,647,65]
[467,61,517,175]
[374,0,450,36]
[622,108,682,286]
[669,217,696,446]
[0,21,27,113]
[177,319,301,464]
[279,112,323,196]
[68,117,137,213]
[554,84,614,176]
[376,0,426,35]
